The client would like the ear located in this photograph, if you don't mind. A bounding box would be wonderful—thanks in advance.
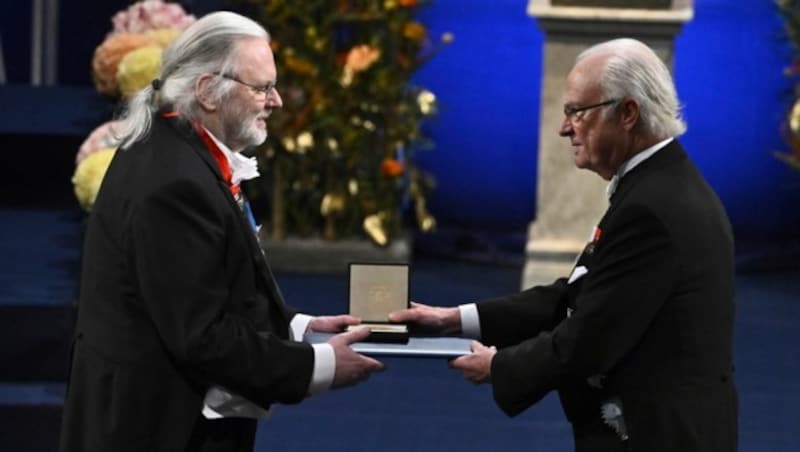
[618,98,640,132]
[195,73,219,112]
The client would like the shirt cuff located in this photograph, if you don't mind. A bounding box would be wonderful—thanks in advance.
[290,313,314,341]
[308,343,335,396]
[459,303,481,339]
[289,314,335,395]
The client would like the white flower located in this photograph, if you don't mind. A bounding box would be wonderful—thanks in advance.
[600,397,629,441]
[417,90,437,115]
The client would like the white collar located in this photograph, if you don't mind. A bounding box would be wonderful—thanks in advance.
[202,127,261,184]
[606,137,673,198]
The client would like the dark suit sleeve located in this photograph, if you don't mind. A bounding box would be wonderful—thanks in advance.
[491,204,678,417]
[130,179,313,407]
[477,278,569,348]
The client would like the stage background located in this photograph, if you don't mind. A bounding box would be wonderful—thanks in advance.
[1,2,798,450]
[1,0,797,252]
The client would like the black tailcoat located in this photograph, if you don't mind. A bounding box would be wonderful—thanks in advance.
[60,114,313,452]
[479,141,737,452]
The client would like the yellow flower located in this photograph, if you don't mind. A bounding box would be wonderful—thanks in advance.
[348,179,359,196]
[790,99,800,134]
[72,147,116,211]
[297,131,315,150]
[143,28,182,48]
[363,212,389,247]
[116,45,163,98]
[320,193,345,217]
[403,22,427,42]
[282,136,298,153]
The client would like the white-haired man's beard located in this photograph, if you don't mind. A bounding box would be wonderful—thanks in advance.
[220,102,271,151]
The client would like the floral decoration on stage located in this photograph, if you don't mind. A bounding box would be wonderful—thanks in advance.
[777,0,800,171]
[72,0,195,211]
[244,0,452,245]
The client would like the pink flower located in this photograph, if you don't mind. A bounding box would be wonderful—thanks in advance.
[111,0,195,35]
[76,120,123,165]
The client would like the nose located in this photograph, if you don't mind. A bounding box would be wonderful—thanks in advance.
[266,88,283,109]
[558,116,573,137]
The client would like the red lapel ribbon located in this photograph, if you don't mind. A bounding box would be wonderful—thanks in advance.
[162,111,241,198]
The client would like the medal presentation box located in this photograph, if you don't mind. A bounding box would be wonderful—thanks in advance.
[346,263,410,343]
[304,262,474,357]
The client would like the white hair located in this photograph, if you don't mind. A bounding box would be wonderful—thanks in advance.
[577,38,686,138]
[115,11,269,149]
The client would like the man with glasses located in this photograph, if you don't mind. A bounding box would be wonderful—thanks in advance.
[391,38,737,451]
[60,11,383,452]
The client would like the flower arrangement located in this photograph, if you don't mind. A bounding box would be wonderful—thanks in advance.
[90,0,194,98]
[245,0,452,246]
[777,0,800,170]
[73,0,195,211]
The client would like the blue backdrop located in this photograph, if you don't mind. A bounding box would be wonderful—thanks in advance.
[2,0,798,247]
[412,0,800,245]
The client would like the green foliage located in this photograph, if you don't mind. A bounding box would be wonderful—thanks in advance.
[777,0,800,169]
[243,0,450,243]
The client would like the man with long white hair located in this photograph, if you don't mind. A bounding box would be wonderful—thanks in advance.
[391,38,737,451]
[60,11,383,452]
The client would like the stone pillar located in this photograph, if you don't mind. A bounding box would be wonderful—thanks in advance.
[522,0,693,289]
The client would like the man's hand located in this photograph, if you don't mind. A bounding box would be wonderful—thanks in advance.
[387,302,461,335]
[308,315,360,333]
[327,327,384,389]
[450,340,496,384]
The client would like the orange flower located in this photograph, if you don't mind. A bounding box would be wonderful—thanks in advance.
[341,45,381,86]
[398,0,417,7]
[344,45,380,73]
[402,22,427,42]
[92,33,155,96]
[381,159,405,177]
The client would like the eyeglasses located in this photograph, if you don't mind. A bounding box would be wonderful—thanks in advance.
[217,73,277,98]
[563,99,617,122]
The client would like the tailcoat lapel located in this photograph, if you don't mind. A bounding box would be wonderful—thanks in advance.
[162,114,289,307]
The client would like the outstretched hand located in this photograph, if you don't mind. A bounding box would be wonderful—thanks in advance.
[327,327,384,389]
[308,315,361,333]
[387,302,462,335]
[450,340,496,384]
